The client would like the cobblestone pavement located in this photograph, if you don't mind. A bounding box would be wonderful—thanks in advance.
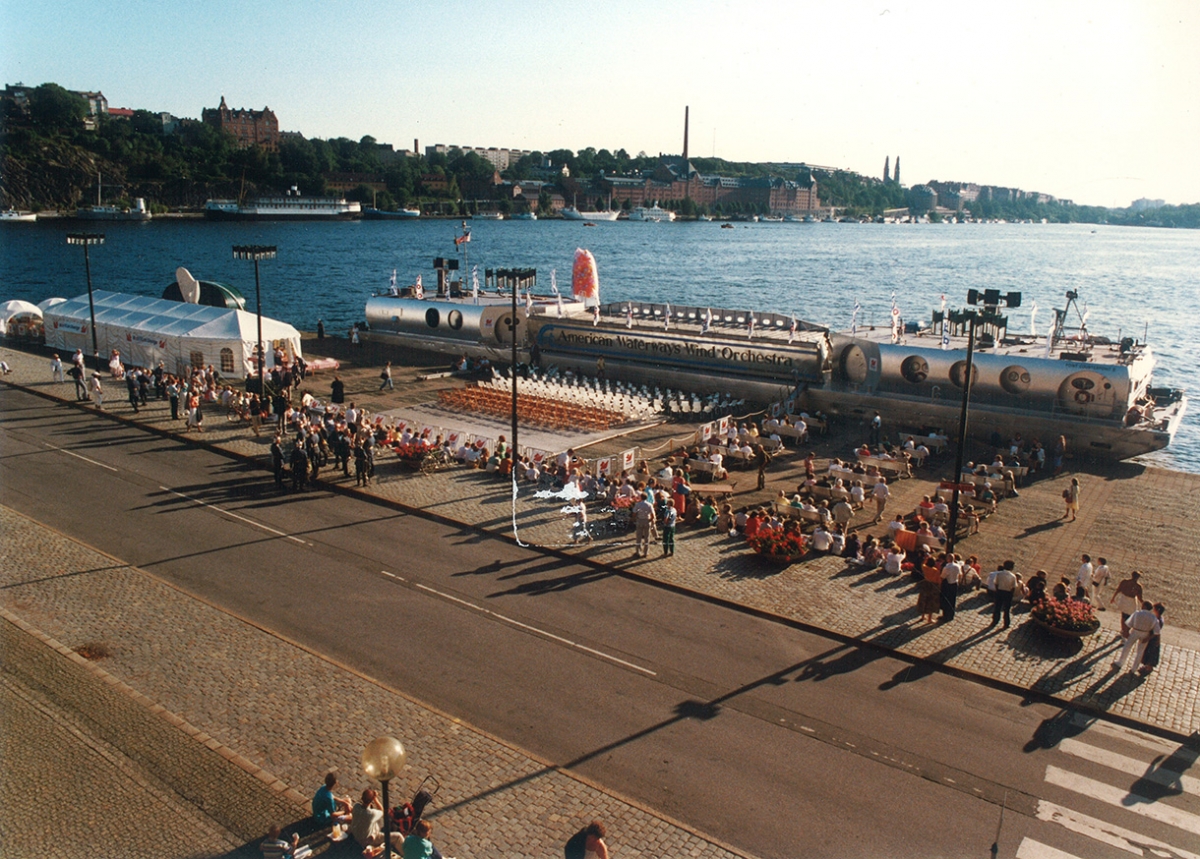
[3,339,1198,741]
[0,506,749,859]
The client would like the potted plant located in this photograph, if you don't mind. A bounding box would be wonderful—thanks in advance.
[748,527,808,564]
[1029,598,1101,638]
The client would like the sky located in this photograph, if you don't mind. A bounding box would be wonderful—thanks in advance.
[3,0,1197,207]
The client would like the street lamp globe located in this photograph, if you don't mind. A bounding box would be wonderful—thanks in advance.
[362,736,406,782]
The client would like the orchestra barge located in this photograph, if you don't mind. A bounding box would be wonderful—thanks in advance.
[363,280,1186,461]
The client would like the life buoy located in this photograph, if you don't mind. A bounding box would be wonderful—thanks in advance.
[1075,390,1091,404]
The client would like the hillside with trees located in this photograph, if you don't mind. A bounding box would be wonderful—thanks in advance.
[2,82,1195,227]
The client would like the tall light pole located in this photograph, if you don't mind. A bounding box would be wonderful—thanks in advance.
[946,289,1021,555]
[232,245,276,397]
[362,736,406,859]
[66,232,104,367]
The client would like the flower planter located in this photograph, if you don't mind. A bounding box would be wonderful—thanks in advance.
[1030,616,1100,638]
[755,550,806,565]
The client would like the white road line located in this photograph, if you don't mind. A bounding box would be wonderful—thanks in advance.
[1036,799,1200,859]
[1059,738,1200,796]
[1073,713,1191,758]
[160,487,308,545]
[43,442,118,471]
[1045,765,1200,836]
[412,582,655,676]
[1016,837,1085,859]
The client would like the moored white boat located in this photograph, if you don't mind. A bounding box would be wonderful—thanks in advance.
[1,209,38,223]
[629,204,676,222]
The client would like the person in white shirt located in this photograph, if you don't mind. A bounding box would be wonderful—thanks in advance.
[940,554,962,621]
[884,546,905,575]
[811,526,832,553]
[1074,554,1094,601]
[988,560,1019,628]
[871,479,890,523]
[1113,602,1162,672]
[850,481,865,508]
[1091,557,1110,607]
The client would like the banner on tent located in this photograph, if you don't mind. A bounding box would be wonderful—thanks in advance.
[621,449,637,471]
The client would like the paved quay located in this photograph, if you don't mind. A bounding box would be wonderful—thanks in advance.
[4,339,1200,739]
[0,505,748,859]
[3,334,1198,737]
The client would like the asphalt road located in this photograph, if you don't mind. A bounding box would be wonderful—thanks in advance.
[2,386,1197,859]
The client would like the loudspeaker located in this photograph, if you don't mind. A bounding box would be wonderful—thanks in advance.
[1005,291,1022,308]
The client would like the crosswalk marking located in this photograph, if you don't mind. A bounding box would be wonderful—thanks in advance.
[1016,837,1084,859]
[1059,737,1200,797]
[1045,765,1200,836]
[1072,714,1190,759]
[1035,799,1200,859]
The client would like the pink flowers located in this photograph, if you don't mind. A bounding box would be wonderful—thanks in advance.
[1031,598,1099,632]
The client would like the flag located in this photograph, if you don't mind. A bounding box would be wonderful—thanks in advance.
[890,293,901,343]
[664,303,671,331]
[414,274,423,300]
[592,305,600,326]
[471,265,479,302]
[454,224,471,246]
[788,316,797,344]
[525,287,533,314]
[941,324,951,350]
[389,269,397,292]
[702,307,712,334]
[850,299,860,336]
[1029,301,1038,336]
[572,248,600,307]
[626,304,633,329]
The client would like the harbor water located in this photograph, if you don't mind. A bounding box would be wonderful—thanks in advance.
[3,218,1198,472]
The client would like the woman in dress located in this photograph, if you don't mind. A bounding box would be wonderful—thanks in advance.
[918,553,943,623]
[1063,476,1081,521]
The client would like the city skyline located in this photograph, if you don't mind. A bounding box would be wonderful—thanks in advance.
[2,0,1197,208]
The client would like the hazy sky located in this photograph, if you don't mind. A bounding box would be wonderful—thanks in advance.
[3,0,1197,206]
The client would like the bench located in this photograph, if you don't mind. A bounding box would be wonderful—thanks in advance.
[857,453,911,478]
[773,501,822,527]
[705,481,738,497]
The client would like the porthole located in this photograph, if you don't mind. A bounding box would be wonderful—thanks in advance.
[999,365,1032,394]
[900,355,929,383]
[448,310,463,330]
[425,308,440,328]
[949,360,978,388]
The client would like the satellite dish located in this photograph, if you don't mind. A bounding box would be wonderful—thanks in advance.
[176,267,200,304]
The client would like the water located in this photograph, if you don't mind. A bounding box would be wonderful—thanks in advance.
[4,218,1198,472]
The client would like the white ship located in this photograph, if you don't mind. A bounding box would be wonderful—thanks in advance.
[561,207,620,221]
[204,186,361,220]
[628,204,676,222]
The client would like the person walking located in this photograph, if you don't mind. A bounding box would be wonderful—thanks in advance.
[1091,557,1110,608]
[871,477,890,523]
[167,379,181,420]
[869,411,882,446]
[270,435,285,489]
[1113,601,1161,672]
[316,319,325,339]
[331,375,345,404]
[1139,603,1166,675]
[1074,554,1093,601]
[379,361,393,391]
[89,372,103,409]
[1062,476,1081,521]
[1052,434,1067,475]
[753,444,771,491]
[989,560,1018,629]
[632,495,655,558]
[50,353,64,383]
[69,361,87,400]
[125,373,140,413]
[1110,571,1144,635]
[940,553,962,622]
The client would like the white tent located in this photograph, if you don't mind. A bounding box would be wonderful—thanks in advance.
[0,299,42,335]
[43,290,302,377]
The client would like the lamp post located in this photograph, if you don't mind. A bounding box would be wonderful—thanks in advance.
[66,232,104,368]
[362,736,407,859]
[232,245,277,397]
[946,289,1021,555]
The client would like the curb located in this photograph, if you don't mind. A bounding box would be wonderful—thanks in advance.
[5,376,1195,745]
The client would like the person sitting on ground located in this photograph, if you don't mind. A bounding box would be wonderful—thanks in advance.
[349,788,386,851]
[699,496,718,527]
[811,523,832,553]
[311,772,352,827]
[565,821,610,859]
[716,503,735,532]
[1052,577,1071,601]
[398,819,444,859]
[261,823,307,859]
[884,544,906,575]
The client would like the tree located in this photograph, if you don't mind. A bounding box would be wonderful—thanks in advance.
[28,83,88,129]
